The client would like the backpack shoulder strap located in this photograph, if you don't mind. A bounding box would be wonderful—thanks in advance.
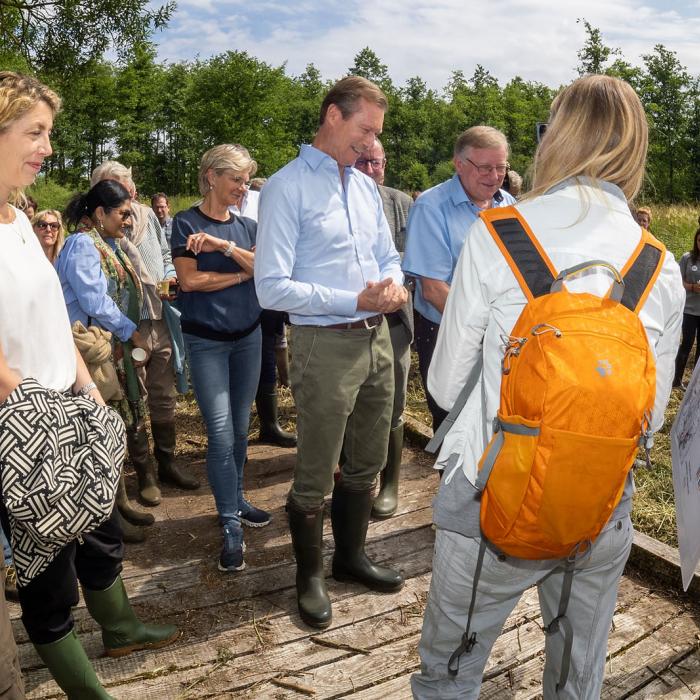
[619,228,666,313]
[481,206,558,302]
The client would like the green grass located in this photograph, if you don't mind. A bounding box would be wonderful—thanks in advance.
[645,203,698,260]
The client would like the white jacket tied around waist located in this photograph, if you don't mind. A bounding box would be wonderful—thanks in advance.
[429,180,685,487]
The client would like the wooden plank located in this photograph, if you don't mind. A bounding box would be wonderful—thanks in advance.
[625,648,700,698]
[350,673,414,699]
[23,544,435,698]
[12,501,435,643]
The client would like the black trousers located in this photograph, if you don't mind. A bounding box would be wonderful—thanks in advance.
[0,503,123,644]
[259,310,287,385]
[674,312,700,385]
[414,312,449,433]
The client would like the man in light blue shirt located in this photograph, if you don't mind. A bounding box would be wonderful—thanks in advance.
[256,76,406,630]
[403,126,515,431]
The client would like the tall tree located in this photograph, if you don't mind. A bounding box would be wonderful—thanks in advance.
[576,19,620,75]
[641,44,692,200]
[0,0,174,72]
[348,48,394,93]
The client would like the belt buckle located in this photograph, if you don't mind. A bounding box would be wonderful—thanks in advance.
[363,315,380,329]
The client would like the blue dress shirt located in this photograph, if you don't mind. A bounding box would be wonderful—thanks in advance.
[255,144,403,326]
[55,232,137,342]
[402,174,515,324]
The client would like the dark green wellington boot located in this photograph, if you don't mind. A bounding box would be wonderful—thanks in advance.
[331,481,404,592]
[151,421,200,490]
[126,425,161,506]
[287,502,332,629]
[34,629,114,699]
[83,577,180,657]
[256,383,297,448]
[115,508,147,544]
[371,422,404,520]
[115,474,155,527]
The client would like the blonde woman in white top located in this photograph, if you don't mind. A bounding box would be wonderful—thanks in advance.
[0,71,178,700]
[412,75,685,699]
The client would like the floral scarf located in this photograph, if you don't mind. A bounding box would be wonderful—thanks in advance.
[84,228,144,429]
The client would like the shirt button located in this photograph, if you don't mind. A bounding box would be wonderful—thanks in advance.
[498,553,507,562]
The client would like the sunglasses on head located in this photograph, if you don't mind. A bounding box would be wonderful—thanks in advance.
[35,221,60,231]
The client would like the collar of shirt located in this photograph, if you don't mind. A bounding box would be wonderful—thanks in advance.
[545,176,627,205]
[448,173,506,211]
[299,144,359,183]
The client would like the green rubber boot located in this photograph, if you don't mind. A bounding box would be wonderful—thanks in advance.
[331,481,404,592]
[82,577,180,657]
[127,425,161,507]
[287,502,332,629]
[371,422,404,520]
[34,629,114,699]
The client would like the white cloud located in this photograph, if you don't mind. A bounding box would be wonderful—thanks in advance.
[154,0,700,89]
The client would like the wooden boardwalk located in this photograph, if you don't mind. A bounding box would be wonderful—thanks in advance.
[12,439,700,699]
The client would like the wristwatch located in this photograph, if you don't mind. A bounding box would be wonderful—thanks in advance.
[223,241,236,257]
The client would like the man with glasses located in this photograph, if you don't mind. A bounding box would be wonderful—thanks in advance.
[403,126,515,432]
[354,138,414,519]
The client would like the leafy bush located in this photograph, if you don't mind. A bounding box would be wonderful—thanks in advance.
[27,178,75,212]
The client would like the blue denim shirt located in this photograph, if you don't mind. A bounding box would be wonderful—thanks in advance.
[403,174,515,324]
[55,232,137,342]
[255,144,403,326]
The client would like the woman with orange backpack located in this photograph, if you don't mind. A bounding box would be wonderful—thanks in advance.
[412,75,685,699]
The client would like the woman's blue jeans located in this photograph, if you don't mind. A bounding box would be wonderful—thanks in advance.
[184,327,262,529]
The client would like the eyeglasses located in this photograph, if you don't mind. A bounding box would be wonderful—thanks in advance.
[462,158,509,177]
[114,210,133,221]
[356,158,386,168]
[35,221,60,231]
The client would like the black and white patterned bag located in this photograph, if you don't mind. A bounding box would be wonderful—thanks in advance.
[0,378,124,586]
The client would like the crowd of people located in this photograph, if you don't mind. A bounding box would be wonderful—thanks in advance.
[0,67,697,699]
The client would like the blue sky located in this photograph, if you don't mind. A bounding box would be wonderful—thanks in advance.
[151,1,700,90]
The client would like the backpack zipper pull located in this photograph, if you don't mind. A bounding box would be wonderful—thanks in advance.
[501,335,527,375]
[532,323,562,337]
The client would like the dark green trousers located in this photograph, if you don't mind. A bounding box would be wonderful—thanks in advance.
[288,320,394,510]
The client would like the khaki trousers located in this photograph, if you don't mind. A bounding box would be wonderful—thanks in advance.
[136,318,177,424]
[288,321,394,510]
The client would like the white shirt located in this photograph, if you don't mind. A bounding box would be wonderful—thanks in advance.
[229,189,260,222]
[429,182,685,483]
[0,207,76,391]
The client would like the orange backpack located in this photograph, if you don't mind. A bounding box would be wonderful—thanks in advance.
[431,207,666,687]
[477,206,663,559]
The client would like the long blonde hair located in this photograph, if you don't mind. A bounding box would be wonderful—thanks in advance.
[527,75,647,203]
[31,209,66,262]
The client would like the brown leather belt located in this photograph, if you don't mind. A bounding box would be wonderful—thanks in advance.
[323,314,384,330]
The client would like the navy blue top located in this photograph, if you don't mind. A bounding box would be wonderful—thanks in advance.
[171,207,261,340]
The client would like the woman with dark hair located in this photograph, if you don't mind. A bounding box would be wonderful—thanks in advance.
[0,71,178,700]
[673,220,700,388]
[58,179,156,540]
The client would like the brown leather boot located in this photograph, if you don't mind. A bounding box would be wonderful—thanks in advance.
[151,421,200,490]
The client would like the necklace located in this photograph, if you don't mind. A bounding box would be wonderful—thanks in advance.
[0,204,26,243]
